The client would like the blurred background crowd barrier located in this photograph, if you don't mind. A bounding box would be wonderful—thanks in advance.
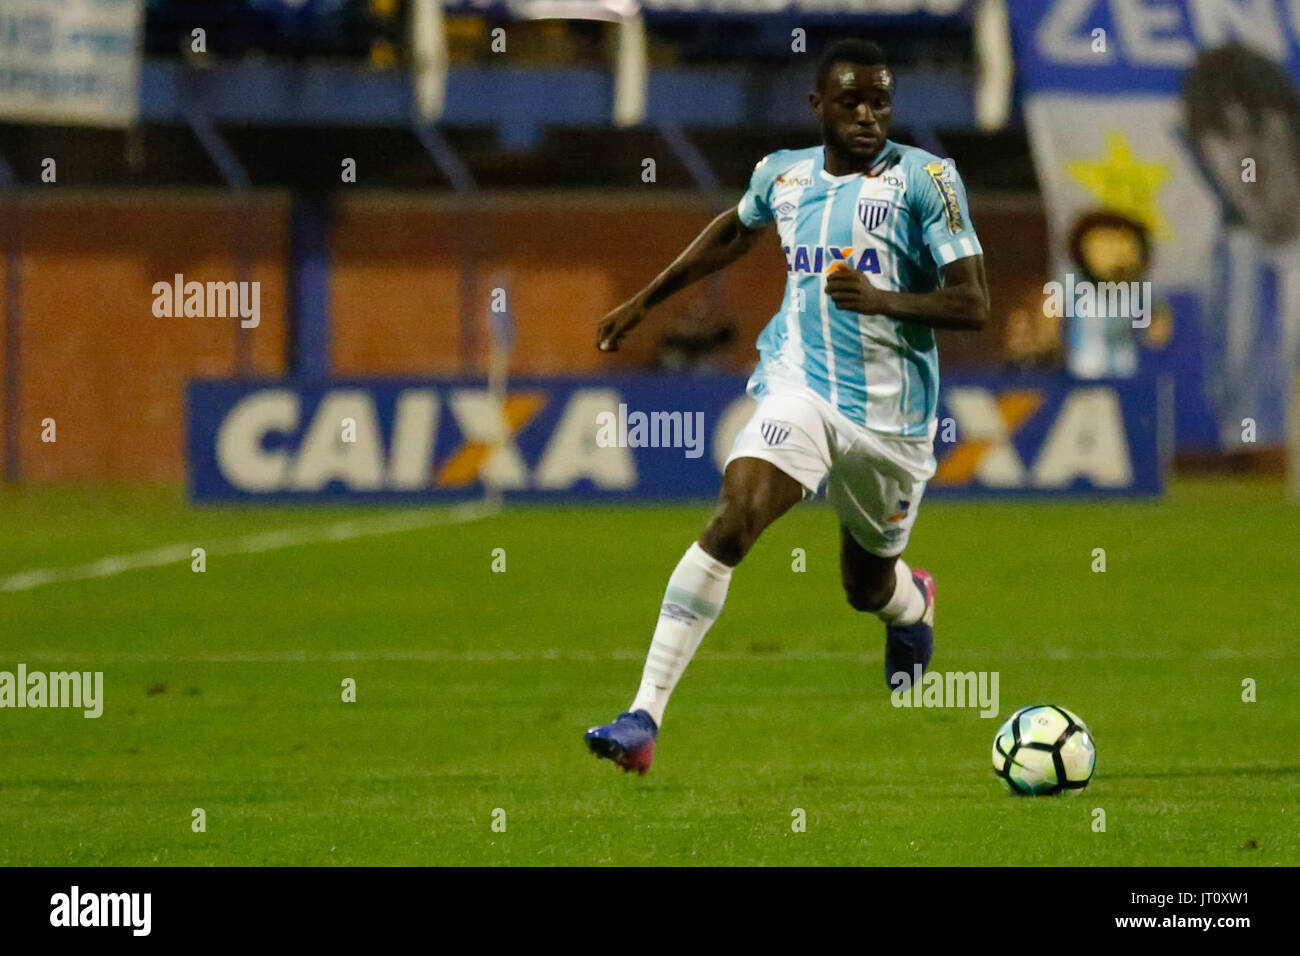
[0,0,1295,495]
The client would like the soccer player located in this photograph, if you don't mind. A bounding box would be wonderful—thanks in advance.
[585,39,990,774]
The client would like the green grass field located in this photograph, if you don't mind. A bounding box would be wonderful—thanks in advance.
[1,479,1296,866]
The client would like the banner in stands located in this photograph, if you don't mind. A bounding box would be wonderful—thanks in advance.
[0,0,143,126]
[443,0,970,20]
[187,374,1162,501]
[1008,0,1300,452]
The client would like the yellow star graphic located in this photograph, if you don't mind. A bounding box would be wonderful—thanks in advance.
[1066,131,1171,239]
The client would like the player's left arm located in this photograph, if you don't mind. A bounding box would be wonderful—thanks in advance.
[825,155,990,330]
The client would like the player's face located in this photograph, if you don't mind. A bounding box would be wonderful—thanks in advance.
[812,63,894,164]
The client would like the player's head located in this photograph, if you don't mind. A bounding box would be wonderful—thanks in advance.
[810,39,894,164]
[1182,43,1300,244]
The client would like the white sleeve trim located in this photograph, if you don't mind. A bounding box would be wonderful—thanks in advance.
[934,234,983,265]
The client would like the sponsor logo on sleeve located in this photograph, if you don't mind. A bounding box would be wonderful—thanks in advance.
[925,159,963,234]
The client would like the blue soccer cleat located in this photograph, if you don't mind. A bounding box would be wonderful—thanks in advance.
[585,709,658,775]
[885,568,935,689]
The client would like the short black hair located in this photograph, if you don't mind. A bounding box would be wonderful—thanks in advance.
[815,39,889,91]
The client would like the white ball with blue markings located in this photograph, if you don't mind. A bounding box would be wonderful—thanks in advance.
[991,704,1096,795]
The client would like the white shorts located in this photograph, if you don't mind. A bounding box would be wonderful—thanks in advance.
[724,387,937,557]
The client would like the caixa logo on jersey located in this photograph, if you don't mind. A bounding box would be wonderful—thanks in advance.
[783,244,883,274]
[185,378,758,501]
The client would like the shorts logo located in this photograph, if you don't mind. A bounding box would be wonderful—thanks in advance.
[760,419,791,446]
[887,499,911,522]
[857,198,889,231]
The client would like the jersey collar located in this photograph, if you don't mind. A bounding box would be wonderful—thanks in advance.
[817,141,900,183]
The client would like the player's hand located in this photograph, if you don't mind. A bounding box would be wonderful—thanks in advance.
[825,264,887,315]
[596,298,646,352]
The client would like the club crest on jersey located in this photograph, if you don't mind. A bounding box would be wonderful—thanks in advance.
[760,419,791,446]
[782,244,882,275]
[857,198,890,231]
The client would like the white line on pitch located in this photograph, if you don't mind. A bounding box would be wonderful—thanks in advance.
[0,500,499,594]
[8,646,1261,665]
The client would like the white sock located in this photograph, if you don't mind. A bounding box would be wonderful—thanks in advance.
[630,542,733,726]
[874,558,926,626]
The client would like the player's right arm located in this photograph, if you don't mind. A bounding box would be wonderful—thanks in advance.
[596,206,767,352]
[596,153,783,352]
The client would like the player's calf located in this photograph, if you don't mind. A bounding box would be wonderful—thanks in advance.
[699,501,762,566]
[843,577,895,612]
[840,531,934,689]
[839,532,901,611]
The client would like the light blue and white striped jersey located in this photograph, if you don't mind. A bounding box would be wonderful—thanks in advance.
[736,141,982,438]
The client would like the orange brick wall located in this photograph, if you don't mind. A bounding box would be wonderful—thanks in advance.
[4,194,288,482]
[1,191,1045,481]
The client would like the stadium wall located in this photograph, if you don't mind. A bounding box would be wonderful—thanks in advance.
[1,193,289,483]
[0,191,1047,482]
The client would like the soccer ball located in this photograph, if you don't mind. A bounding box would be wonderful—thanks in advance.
[991,704,1096,795]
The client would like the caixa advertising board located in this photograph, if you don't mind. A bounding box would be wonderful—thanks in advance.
[186,373,1163,502]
